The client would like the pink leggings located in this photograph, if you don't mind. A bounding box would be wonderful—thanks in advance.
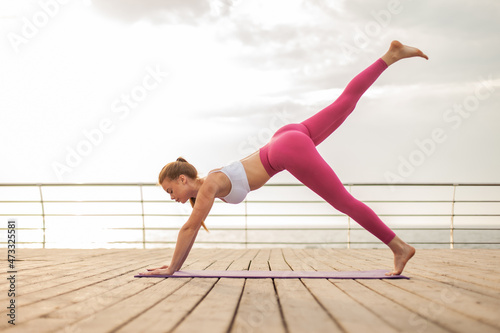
[259,58,396,244]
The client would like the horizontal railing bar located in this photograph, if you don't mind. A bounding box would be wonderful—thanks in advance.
[2,183,499,248]
[2,227,498,232]
[10,241,492,245]
[2,200,500,204]
[2,240,499,244]
[2,214,500,217]
[105,227,454,230]
[95,227,500,231]
[1,183,500,187]
[0,214,343,217]
[249,200,500,203]
[46,241,500,245]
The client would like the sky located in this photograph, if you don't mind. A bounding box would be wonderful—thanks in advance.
[1,0,499,185]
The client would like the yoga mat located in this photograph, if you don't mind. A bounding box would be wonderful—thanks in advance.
[134,269,409,279]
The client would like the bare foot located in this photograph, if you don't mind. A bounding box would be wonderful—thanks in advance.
[381,40,428,66]
[385,236,416,276]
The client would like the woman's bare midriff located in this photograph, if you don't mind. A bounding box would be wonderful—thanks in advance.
[204,150,271,198]
[240,150,271,191]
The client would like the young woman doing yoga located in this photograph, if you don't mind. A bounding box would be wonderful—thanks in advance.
[138,40,428,277]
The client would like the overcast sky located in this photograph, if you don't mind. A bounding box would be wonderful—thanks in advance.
[1,0,499,184]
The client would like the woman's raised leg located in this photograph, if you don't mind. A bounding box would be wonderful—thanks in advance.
[301,58,387,146]
[301,40,428,146]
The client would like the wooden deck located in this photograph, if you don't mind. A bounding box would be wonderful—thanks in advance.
[1,248,499,333]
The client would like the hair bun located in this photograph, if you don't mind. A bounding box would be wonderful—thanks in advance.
[176,157,187,163]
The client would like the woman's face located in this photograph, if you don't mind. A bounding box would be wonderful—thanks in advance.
[161,175,188,204]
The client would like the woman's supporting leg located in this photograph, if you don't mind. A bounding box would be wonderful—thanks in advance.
[386,235,416,276]
[268,128,396,244]
[268,128,415,275]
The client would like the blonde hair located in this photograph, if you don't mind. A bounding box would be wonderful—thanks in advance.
[158,157,209,232]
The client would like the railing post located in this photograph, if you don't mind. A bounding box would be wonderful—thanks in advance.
[244,199,248,249]
[38,185,46,249]
[140,184,146,249]
[347,184,352,249]
[450,184,457,249]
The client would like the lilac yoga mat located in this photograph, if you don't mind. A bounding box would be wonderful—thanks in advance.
[134,269,409,279]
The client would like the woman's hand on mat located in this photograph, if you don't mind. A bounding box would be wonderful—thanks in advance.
[138,268,172,276]
[146,265,169,271]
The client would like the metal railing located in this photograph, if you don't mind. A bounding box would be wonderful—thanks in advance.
[1,183,499,249]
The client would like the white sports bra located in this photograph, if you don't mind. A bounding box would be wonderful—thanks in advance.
[208,161,251,204]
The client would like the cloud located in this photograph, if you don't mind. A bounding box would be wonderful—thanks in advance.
[2,0,499,183]
[336,0,500,83]
[90,0,213,24]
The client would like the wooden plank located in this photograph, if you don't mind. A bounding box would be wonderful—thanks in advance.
[249,248,271,271]
[268,248,289,270]
[272,248,342,333]
[229,249,259,271]
[2,249,171,292]
[2,248,121,278]
[0,249,171,331]
[402,249,500,282]
[230,249,285,333]
[111,249,242,333]
[288,248,406,333]
[350,249,500,293]
[327,247,498,296]
[302,248,362,272]
[337,250,500,332]
[172,279,243,333]
[415,249,500,278]
[2,248,499,333]
[332,248,500,311]
[53,248,235,333]
[405,267,500,297]
[170,250,254,333]
[347,250,500,330]
[339,280,452,333]
[384,278,500,330]
[336,248,500,296]
[296,249,450,333]
[3,249,226,333]
[429,249,500,270]
[360,278,500,333]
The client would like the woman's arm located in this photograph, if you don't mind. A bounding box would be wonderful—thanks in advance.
[163,179,217,274]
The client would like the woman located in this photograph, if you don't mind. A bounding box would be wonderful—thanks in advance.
[139,40,428,277]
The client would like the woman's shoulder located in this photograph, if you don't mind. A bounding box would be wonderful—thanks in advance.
[207,167,224,175]
[203,170,231,197]
[203,171,226,188]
